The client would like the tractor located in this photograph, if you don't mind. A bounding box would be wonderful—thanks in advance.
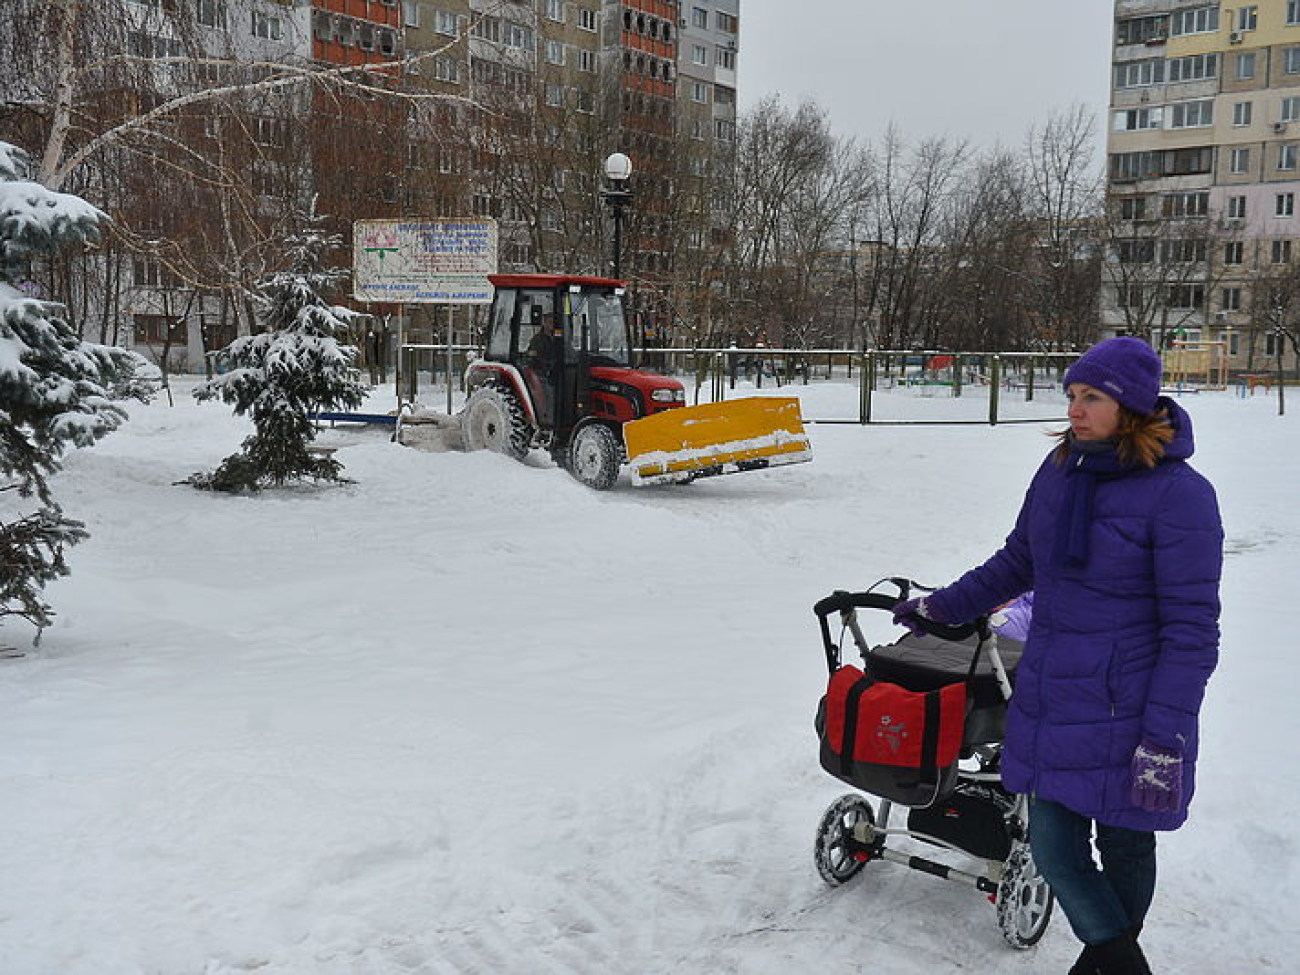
[461,273,811,490]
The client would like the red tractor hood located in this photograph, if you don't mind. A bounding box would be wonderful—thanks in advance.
[590,365,684,395]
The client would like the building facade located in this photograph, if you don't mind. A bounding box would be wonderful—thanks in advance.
[1108,0,1300,374]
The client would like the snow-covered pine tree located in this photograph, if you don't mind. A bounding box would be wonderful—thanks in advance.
[188,228,367,492]
[1,141,152,634]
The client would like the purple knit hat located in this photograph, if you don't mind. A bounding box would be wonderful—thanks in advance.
[1063,336,1163,415]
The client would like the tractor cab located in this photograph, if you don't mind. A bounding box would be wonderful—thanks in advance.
[465,275,686,485]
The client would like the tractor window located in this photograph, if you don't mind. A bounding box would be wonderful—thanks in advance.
[515,290,556,358]
[487,289,515,359]
[570,292,630,365]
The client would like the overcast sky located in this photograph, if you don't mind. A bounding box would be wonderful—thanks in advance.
[737,0,1115,151]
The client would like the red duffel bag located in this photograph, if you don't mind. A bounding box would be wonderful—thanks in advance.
[816,664,969,809]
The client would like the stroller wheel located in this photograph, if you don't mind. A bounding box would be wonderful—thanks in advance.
[996,843,1054,948]
[814,794,876,886]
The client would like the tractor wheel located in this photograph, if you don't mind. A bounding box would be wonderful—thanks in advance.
[566,422,622,490]
[461,384,532,460]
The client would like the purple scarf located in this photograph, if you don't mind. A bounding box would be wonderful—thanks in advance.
[1053,438,1131,568]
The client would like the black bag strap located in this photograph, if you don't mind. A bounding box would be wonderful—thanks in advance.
[838,672,873,776]
[920,689,942,772]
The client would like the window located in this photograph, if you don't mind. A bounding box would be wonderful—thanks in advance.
[1117,285,1144,309]
[575,89,594,114]
[1222,288,1242,312]
[1163,191,1210,217]
[546,40,565,65]
[1272,239,1293,263]
[1117,197,1147,221]
[197,0,226,29]
[1165,284,1205,309]
[1236,52,1257,80]
[691,7,708,28]
[435,10,458,35]
[1281,144,1298,170]
[1115,15,1167,45]
[128,31,184,59]
[1117,239,1156,264]
[691,81,708,102]
[692,44,708,65]
[133,314,184,344]
[251,11,282,40]
[544,83,563,107]
[1279,193,1296,217]
[403,0,420,28]
[471,16,499,42]
[546,0,565,22]
[1267,332,1280,356]
[1237,5,1258,31]
[132,258,181,290]
[1291,0,1300,26]
[1167,53,1218,82]
[1161,239,1207,264]
[1285,97,1300,123]
[503,22,534,52]
[715,119,736,141]
[1114,59,1164,89]
[578,7,597,31]
[1227,195,1247,219]
[579,49,596,72]
[1234,102,1253,126]
[1224,241,1244,265]
[1286,47,1300,74]
[1115,107,1162,131]
[717,47,736,70]
[1171,6,1219,35]
[1170,100,1213,128]
[717,11,738,33]
[434,57,459,83]
[1231,146,1251,173]
[251,116,286,146]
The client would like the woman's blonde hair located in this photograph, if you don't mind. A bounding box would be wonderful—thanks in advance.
[1051,406,1174,469]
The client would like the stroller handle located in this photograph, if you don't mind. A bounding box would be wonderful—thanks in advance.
[813,588,986,644]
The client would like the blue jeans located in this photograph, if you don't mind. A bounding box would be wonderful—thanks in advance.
[1029,797,1157,946]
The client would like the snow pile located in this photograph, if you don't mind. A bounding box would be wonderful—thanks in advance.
[0,378,1295,974]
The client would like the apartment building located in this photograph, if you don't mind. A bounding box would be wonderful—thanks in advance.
[3,1,743,363]
[1108,0,1300,373]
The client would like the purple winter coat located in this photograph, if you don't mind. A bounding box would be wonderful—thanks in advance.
[928,398,1222,831]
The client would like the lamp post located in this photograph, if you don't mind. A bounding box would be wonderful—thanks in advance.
[601,152,633,279]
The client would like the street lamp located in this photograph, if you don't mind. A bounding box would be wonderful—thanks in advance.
[601,152,633,279]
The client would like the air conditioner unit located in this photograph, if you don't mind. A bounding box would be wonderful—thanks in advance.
[1229,30,1244,43]
[1275,121,1289,133]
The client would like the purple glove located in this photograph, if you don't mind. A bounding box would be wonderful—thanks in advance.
[892,596,937,636]
[1130,740,1183,813]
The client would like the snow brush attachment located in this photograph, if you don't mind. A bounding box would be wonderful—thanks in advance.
[623,396,812,486]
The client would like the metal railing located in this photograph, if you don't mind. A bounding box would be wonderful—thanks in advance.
[395,343,1077,425]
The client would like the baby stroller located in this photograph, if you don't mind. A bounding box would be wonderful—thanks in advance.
[810,579,1054,949]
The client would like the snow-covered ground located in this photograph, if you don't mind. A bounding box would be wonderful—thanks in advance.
[0,376,1295,974]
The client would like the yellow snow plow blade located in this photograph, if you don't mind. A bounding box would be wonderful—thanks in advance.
[623,396,812,486]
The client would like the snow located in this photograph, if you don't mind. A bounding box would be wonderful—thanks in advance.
[0,377,1296,974]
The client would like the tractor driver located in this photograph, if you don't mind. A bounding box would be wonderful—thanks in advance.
[524,311,556,422]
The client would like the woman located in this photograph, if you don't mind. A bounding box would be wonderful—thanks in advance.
[893,337,1222,975]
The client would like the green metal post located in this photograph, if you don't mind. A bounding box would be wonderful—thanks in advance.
[1026,355,1035,402]
[989,355,1002,425]
[953,354,963,398]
